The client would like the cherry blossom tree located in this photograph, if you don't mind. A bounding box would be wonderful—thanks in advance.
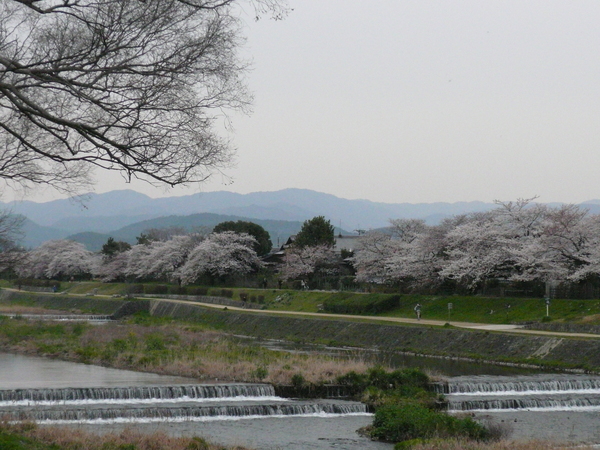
[176,231,261,285]
[279,244,338,282]
[144,234,204,282]
[18,239,94,279]
[440,211,518,290]
[352,231,396,284]
[93,249,129,282]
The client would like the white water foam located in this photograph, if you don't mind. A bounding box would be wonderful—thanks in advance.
[450,388,600,396]
[36,412,373,425]
[0,395,289,407]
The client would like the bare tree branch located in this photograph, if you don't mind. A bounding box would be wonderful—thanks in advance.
[0,0,289,195]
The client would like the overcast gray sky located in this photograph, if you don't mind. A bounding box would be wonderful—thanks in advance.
[16,0,600,204]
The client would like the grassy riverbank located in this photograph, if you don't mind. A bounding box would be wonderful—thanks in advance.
[19,280,600,325]
[0,313,372,385]
[0,307,593,449]
[0,422,250,450]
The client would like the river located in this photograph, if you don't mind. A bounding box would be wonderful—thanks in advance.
[3,343,600,447]
[0,352,389,450]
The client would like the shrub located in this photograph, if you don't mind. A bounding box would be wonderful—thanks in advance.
[252,366,268,380]
[13,278,61,289]
[144,284,168,295]
[188,287,208,296]
[257,295,265,304]
[239,292,248,302]
[170,286,188,295]
[291,373,305,387]
[127,284,144,295]
[371,402,489,443]
[220,289,234,298]
[322,294,401,315]
[337,367,429,391]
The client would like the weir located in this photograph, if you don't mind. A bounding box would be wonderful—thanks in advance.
[448,395,600,411]
[443,374,600,413]
[2,400,368,422]
[0,384,276,403]
[0,383,369,423]
[1,314,114,321]
[434,377,600,394]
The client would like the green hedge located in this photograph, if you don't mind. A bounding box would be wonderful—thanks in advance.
[12,279,61,289]
[322,294,401,315]
[143,284,168,295]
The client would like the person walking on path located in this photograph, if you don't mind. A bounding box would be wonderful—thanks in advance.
[414,303,422,320]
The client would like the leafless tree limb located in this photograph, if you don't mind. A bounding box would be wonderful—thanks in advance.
[0,0,289,195]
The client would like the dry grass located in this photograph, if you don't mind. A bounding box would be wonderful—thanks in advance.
[409,439,595,450]
[3,421,250,450]
[0,319,374,385]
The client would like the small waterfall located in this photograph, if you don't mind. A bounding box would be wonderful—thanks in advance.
[2,314,114,322]
[443,375,600,413]
[448,396,600,411]
[434,377,600,395]
[0,384,276,403]
[0,383,369,423]
[3,401,368,422]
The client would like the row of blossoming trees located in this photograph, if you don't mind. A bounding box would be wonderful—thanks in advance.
[15,231,262,285]
[352,199,600,295]
[11,199,600,295]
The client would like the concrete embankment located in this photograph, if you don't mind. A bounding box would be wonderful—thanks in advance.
[148,300,600,371]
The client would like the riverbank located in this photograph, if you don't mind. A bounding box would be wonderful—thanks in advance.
[3,291,600,449]
[3,290,600,373]
[0,422,252,450]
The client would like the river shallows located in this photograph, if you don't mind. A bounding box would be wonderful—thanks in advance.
[0,352,390,450]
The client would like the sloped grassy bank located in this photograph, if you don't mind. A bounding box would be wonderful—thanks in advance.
[2,290,600,371]
[150,300,600,372]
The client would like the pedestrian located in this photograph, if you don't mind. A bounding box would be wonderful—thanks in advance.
[414,303,422,320]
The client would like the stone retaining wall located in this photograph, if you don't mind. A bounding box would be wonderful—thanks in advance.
[149,299,600,371]
[523,322,600,335]
[141,294,263,310]
[0,291,128,315]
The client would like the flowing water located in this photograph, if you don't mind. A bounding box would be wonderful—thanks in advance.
[0,352,388,449]
[4,338,600,446]
[439,374,600,445]
[1,313,114,321]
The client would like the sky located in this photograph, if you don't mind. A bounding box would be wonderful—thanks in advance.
[10,0,600,205]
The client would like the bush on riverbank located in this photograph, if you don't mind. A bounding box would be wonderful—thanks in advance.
[372,402,489,445]
[336,367,490,447]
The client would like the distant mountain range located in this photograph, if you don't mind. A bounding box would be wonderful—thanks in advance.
[4,188,600,250]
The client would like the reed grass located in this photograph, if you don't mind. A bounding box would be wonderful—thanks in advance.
[0,317,373,384]
[407,439,594,450]
[0,421,250,450]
